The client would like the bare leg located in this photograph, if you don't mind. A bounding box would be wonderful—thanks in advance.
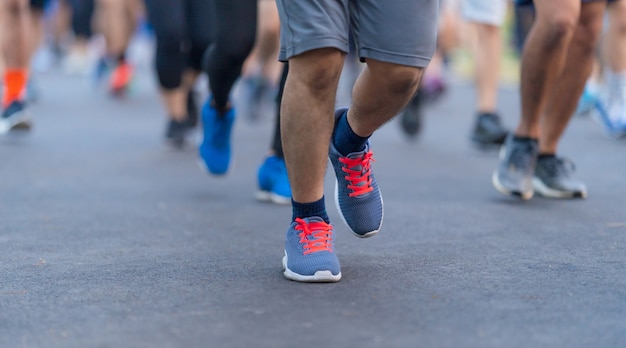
[52,0,72,52]
[161,70,199,122]
[2,0,31,70]
[0,0,36,132]
[96,0,136,60]
[516,0,580,138]
[604,0,626,73]
[540,1,606,154]
[242,0,281,85]
[160,89,187,121]
[473,23,501,113]
[257,2,281,86]
[349,60,423,136]
[281,48,345,202]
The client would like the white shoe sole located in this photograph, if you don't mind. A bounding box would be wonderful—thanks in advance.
[0,111,32,135]
[255,190,290,205]
[492,171,533,200]
[532,177,587,199]
[282,251,341,283]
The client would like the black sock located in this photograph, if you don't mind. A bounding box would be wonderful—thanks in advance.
[332,110,369,156]
[513,135,538,142]
[292,196,329,223]
[538,153,556,160]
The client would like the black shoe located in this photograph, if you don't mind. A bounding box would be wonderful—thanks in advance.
[492,135,539,200]
[399,93,423,138]
[165,119,190,148]
[186,91,199,128]
[471,112,508,146]
[533,156,587,199]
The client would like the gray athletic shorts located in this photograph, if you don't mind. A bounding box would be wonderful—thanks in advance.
[276,0,439,68]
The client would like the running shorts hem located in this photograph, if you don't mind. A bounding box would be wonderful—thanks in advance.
[279,37,349,62]
[279,38,432,68]
[359,47,432,68]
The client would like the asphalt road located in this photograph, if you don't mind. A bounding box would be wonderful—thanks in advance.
[1,68,625,348]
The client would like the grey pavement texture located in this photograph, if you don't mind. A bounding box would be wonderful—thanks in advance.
[1,70,626,348]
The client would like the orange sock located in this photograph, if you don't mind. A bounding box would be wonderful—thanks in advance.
[3,69,28,108]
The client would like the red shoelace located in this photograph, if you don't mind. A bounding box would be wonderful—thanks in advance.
[339,151,374,197]
[295,218,333,255]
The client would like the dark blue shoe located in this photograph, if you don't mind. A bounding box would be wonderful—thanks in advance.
[256,155,292,205]
[198,98,235,176]
[0,100,31,134]
[283,217,341,282]
[329,110,383,237]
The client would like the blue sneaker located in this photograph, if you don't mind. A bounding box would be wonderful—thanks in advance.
[575,83,598,116]
[283,217,341,282]
[329,122,383,237]
[256,155,292,205]
[198,98,235,175]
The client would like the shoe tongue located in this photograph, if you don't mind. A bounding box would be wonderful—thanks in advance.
[347,149,365,159]
[346,143,369,158]
[304,216,325,224]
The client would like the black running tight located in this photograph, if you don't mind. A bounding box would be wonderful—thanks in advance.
[204,0,257,111]
[67,0,95,39]
[144,0,211,89]
[272,63,288,158]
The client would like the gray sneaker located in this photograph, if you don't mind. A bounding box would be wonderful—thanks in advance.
[533,156,587,199]
[492,135,539,200]
[471,112,508,146]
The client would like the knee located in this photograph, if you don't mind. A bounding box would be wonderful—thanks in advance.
[563,6,604,58]
[370,63,422,97]
[475,22,500,38]
[539,12,578,47]
[290,49,345,94]
[573,25,603,56]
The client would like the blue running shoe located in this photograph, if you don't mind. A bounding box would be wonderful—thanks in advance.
[575,83,598,117]
[283,217,341,282]
[198,98,235,175]
[256,155,292,205]
[329,120,383,237]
